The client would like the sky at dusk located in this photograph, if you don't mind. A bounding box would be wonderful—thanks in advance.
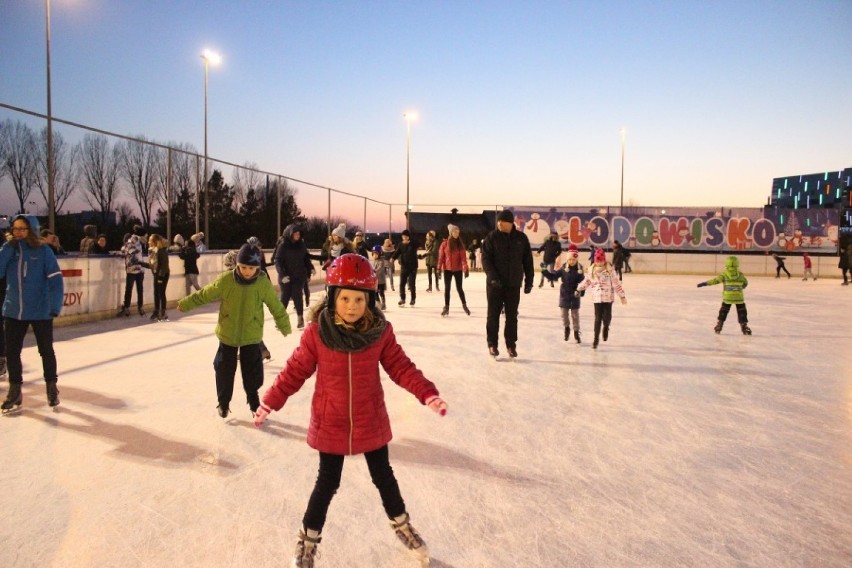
[1,0,851,232]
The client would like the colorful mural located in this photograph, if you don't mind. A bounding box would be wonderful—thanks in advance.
[505,206,840,252]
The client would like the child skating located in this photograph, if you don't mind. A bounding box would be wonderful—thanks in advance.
[802,252,816,281]
[177,244,291,418]
[253,254,448,567]
[697,255,752,335]
[549,245,585,343]
[371,245,390,309]
[575,248,626,349]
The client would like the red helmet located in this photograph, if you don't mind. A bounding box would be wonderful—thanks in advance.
[326,253,377,291]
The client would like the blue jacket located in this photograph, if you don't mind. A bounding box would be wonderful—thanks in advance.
[0,215,65,320]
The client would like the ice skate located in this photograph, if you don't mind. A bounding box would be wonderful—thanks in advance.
[409,299,415,306]
[297,316,305,329]
[216,403,230,419]
[462,304,470,315]
[741,323,752,335]
[2,382,23,415]
[506,346,518,359]
[138,306,146,317]
[381,302,387,310]
[150,312,159,321]
[441,305,449,317]
[488,345,499,358]
[247,392,260,415]
[262,348,272,360]
[564,326,570,341]
[46,382,60,407]
[291,528,321,568]
[398,300,406,307]
[390,513,429,564]
[593,336,599,349]
[117,306,130,317]
[158,312,170,322]
[0,356,6,377]
[714,320,723,334]
[574,330,581,344]
[602,326,609,342]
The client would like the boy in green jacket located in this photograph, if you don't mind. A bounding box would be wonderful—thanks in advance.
[178,243,291,418]
[697,255,752,335]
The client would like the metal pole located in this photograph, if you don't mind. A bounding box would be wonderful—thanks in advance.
[203,59,210,246]
[45,0,55,231]
[619,128,625,209]
[388,204,392,238]
[276,175,281,239]
[194,155,200,235]
[363,198,367,234]
[166,148,172,242]
[405,117,411,231]
[327,188,331,236]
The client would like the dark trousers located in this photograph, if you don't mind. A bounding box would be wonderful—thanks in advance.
[4,318,57,385]
[593,302,613,340]
[776,264,790,277]
[153,274,169,314]
[377,284,386,306]
[486,285,521,348]
[123,272,144,308]
[399,268,417,302]
[213,342,263,406]
[280,277,307,316]
[427,266,440,290]
[302,445,405,532]
[718,302,748,324]
[443,271,467,306]
[0,317,5,357]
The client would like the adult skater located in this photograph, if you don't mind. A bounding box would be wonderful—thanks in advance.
[697,255,752,335]
[274,224,314,329]
[437,224,470,316]
[772,252,791,278]
[536,231,562,287]
[392,230,419,306]
[253,254,447,567]
[421,230,441,292]
[0,215,64,412]
[481,210,534,358]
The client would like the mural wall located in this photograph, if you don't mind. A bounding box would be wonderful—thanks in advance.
[504,206,840,252]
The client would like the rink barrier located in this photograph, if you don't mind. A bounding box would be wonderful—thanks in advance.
[53,250,841,326]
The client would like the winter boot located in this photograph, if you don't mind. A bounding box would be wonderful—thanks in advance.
[488,345,499,358]
[507,346,518,358]
[441,305,449,317]
[216,403,230,419]
[593,336,599,349]
[574,330,581,344]
[292,528,321,568]
[138,306,146,317]
[390,512,429,562]
[46,381,60,407]
[564,326,570,341]
[741,323,752,335]
[297,316,305,329]
[381,302,387,310]
[602,326,609,342]
[714,320,724,334]
[261,346,272,360]
[2,382,22,413]
[150,311,159,321]
[398,299,406,307]
[117,306,130,317]
[247,392,260,415]
[158,311,169,322]
[0,356,6,377]
[462,304,471,316]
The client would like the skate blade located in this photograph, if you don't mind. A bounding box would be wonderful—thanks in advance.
[2,406,23,416]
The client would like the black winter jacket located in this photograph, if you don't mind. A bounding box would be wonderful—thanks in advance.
[274,224,313,282]
[555,263,586,309]
[537,238,562,264]
[392,241,419,271]
[481,228,534,289]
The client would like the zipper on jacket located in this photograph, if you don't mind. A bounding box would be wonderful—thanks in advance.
[16,247,25,319]
[347,353,354,454]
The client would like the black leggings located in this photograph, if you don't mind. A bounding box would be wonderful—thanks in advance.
[443,271,467,306]
[718,302,748,324]
[593,302,613,340]
[776,264,790,277]
[302,445,405,532]
[4,318,57,384]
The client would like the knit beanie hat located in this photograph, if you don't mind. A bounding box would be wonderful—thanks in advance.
[173,234,185,246]
[447,224,459,234]
[236,243,262,267]
[567,244,579,259]
[331,224,346,239]
[497,210,514,223]
[594,248,606,263]
[401,229,411,238]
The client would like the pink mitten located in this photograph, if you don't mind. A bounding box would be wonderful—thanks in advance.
[253,404,271,428]
[425,395,448,416]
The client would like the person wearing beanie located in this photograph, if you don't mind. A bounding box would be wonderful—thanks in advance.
[253,253,447,567]
[191,232,207,253]
[179,236,201,295]
[612,240,627,279]
[391,230,419,306]
[419,229,441,292]
[481,209,533,358]
[0,215,65,412]
[697,256,751,335]
[178,243,291,419]
[381,238,397,291]
[437,224,470,316]
[117,233,149,317]
[79,224,98,255]
[802,252,816,281]
[148,234,171,321]
[322,224,353,270]
[548,247,586,343]
[575,248,627,349]
[536,231,562,288]
[371,245,390,310]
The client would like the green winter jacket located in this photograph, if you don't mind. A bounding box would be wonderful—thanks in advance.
[178,270,291,346]
[705,256,748,304]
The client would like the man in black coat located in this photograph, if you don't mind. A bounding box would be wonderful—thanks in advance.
[391,229,419,306]
[537,231,562,287]
[481,210,534,358]
[273,224,315,328]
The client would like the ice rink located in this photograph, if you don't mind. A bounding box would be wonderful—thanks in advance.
[1,271,850,567]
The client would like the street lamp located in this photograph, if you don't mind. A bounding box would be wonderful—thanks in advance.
[201,48,221,244]
[404,112,417,231]
[619,127,626,209]
[45,0,55,231]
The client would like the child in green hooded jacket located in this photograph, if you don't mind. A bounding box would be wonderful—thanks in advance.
[697,256,752,335]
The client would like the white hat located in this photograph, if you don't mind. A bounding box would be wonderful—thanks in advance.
[448,224,460,234]
[331,223,346,239]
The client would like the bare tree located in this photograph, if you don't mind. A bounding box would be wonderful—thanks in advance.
[154,142,197,210]
[35,127,78,214]
[78,133,121,225]
[231,162,262,211]
[0,119,38,214]
[119,136,159,227]
[115,201,136,226]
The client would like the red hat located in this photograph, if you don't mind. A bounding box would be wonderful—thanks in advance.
[594,248,606,262]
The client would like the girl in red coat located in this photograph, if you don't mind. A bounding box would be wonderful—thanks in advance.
[437,224,470,317]
[254,254,448,567]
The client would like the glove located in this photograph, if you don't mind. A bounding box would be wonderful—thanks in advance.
[50,312,59,318]
[464,270,469,278]
[253,404,271,428]
[281,276,290,284]
[425,395,448,416]
[696,282,707,288]
[539,262,547,269]
[620,297,627,305]
[524,284,532,294]
[574,290,581,298]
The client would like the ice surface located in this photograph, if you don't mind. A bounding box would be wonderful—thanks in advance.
[0,273,850,567]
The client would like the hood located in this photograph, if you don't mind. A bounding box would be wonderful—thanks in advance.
[83,224,97,238]
[724,256,741,277]
[13,214,40,235]
[283,223,303,242]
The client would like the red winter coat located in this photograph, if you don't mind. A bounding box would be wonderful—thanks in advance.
[437,239,469,273]
[262,321,439,455]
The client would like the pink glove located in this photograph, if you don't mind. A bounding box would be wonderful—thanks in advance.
[425,395,448,416]
[253,404,271,428]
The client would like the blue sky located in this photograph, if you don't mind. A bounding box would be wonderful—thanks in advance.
[2,0,851,231]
